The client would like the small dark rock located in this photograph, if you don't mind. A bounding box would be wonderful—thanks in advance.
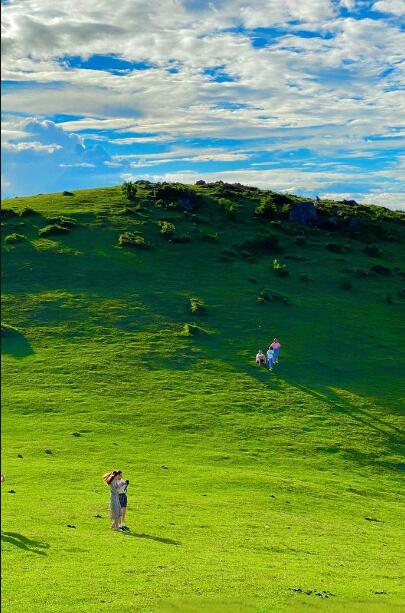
[72,432,82,437]
[161,465,169,470]
[8,490,16,494]
[45,449,53,455]
[17,454,23,458]
[94,514,102,518]
[67,524,76,528]
[270,494,276,498]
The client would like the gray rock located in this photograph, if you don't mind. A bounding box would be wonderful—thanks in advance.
[289,201,318,225]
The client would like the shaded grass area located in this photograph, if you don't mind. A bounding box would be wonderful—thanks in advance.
[1,186,405,612]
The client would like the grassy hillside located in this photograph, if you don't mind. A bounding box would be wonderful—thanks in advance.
[1,182,405,613]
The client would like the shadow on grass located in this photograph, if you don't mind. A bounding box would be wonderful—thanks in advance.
[124,532,181,545]
[1,532,49,555]
[1,327,34,358]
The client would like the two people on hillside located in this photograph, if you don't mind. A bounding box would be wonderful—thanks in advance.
[103,469,130,532]
[256,339,281,372]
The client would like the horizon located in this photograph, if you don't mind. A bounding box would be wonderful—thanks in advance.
[2,1,405,210]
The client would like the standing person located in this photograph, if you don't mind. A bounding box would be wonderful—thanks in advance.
[267,346,275,371]
[102,470,122,531]
[270,339,281,363]
[256,350,266,367]
[116,471,130,531]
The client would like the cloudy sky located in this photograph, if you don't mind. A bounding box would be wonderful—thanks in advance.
[2,0,404,209]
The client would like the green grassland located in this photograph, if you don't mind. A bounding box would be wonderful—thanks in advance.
[1,183,405,612]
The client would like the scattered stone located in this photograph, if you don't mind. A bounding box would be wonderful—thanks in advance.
[8,490,16,494]
[161,465,169,470]
[375,591,386,595]
[289,201,318,225]
[45,449,53,455]
[72,432,82,437]
[270,494,276,498]
[67,524,76,528]
[94,514,102,519]
[17,454,23,458]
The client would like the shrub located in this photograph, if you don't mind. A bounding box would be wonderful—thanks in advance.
[121,181,137,202]
[39,224,71,237]
[62,190,74,196]
[238,234,281,254]
[4,232,26,244]
[180,323,204,336]
[158,221,176,239]
[172,234,192,244]
[47,216,77,228]
[371,264,391,275]
[218,198,241,219]
[254,196,277,219]
[340,280,353,290]
[20,207,37,217]
[1,208,19,220]
[272,258,289,277]
[190,297,206,315]
[200,230,219,243]
[118,232,149,249]
[326,243,346,253]
[363,245,383,258]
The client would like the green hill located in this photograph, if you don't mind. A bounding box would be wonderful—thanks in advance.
[1,182,405,613]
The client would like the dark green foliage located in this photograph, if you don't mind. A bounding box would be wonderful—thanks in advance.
[1,323,19,335]
[1,208,19,220]
[154,183,201,211]
[371,264,391,276]
[47,216,77,228]
[340,280,353,290]
[19,207,37,217]
[158,221,176,239]
[355,269,369,278]
[397,289,405,298]
[300,273,312,282]
[218,198,241,219]
[118,232,149,249]
[189,297,206,315]
[238,233,281,254]
[180,323,205,336]
[326,243,346,253]
[200,230,219,243]
[4,233,26,244]
[172,234,192,244]
[121,181,137,202]
[39,224,71,237]
[256,290,290,305]
[363,245,383,258]
[254,195,278,219]
[272,258,289,277]
[62,191,74,196]
[295,236,307,246]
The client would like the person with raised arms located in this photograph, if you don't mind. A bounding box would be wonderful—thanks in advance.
[102,470,123,531]
[270,339,281,364]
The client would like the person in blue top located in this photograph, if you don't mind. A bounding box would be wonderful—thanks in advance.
[266,346,275,371]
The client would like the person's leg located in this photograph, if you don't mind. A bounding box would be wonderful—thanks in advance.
[121,506,127,527]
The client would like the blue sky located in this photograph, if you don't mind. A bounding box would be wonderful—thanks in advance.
[2,0,404,209]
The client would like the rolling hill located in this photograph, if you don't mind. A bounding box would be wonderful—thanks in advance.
[1,181,405,612]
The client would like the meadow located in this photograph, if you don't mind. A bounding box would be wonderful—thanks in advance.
[1,183,405,612]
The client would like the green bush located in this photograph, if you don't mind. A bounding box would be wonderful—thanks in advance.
[326,243,346,253]
[39,224,71,237]
[218,198,241,219]
[122,181,137,202]
[47,216,77,228]
[62,190,74,196]
[158,221,176,239]
[340,280,353,290]
[1,208,19,220]
[363,245,383,258]
[118,232,149,249]
[272,258,289,277]
[254,196,277,219]
[371,264,391,275]
[180,323,204,336]
[4,232,26,244]
[190,297,207,315]
[20,207,37,217]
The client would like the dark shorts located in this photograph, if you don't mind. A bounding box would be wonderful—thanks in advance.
[119,493,127,508]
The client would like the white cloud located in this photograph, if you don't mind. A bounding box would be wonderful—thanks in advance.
[373,0,405,16]
[2,140,62,153]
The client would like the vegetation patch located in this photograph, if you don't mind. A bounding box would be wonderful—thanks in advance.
[180,323,206,336]
[4,232,26,245]
[39,224,71,237]
[272,258,289,277]
[189,296,207,315]
[326,242,347,253]
[364,245,383,258]
[371,264,391,275]
[158,221,176,239]
[218,197,241,219]
[118,232,149,249]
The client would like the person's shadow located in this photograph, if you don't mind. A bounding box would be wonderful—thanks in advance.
[1,532,49,555]
[124,532,181,545]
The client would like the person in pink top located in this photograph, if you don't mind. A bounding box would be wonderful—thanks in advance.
[270,339,281,363]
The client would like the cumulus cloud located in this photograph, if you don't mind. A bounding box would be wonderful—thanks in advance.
[1,0,404,208]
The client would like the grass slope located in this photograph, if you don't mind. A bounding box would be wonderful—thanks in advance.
[1,184,405,612]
